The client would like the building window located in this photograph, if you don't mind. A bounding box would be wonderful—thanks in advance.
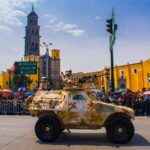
[134,69,137,74]
[32,42,34,46]
[35,43,38,49]
[147,73,150,82]
[30,20,33,24]
[119,70,124,76]
[36,30,38,35]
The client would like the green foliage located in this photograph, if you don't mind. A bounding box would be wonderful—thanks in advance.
[11,74,33,91]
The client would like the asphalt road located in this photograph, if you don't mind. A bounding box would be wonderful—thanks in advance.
[0,116,150,150]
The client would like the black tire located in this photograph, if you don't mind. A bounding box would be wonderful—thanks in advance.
[35,115,61,142]
[106,117,134,144]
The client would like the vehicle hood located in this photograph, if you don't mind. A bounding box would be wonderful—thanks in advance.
[93,101,135,119]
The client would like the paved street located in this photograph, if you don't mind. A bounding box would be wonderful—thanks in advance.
[0,116,150,150]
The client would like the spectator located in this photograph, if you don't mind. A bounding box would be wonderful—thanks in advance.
[144,95,150,116]
[123,89,135,108]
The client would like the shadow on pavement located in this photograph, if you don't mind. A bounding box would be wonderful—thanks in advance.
[37,132,150,147]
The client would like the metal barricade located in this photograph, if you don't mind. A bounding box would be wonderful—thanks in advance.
[0,100,28,115]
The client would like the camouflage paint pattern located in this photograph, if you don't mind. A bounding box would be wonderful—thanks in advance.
[27,89,134,129]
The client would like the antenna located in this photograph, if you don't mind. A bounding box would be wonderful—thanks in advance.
[32,3,34,12]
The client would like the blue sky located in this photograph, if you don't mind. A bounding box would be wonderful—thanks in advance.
[0,0,150,72]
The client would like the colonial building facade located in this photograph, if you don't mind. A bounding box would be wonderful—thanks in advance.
[70,59,150,92]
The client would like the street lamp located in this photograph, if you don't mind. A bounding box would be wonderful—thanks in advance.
[106,10,117,92]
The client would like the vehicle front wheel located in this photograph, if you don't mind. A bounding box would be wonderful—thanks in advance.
[106,117,134,144]
[35,115,61,142]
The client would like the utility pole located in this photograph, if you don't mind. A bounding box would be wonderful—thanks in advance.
[106,10,117,92]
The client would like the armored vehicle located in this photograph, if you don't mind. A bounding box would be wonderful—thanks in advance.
[27,88,135,144]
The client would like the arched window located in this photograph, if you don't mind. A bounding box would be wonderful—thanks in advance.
[35,43,38,49]
[32,42,34,49]
[134,69,137,74]
[36,30,38,35]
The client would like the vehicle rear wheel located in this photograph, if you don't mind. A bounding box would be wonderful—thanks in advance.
[35,115,61,142]
[106,117,134,144]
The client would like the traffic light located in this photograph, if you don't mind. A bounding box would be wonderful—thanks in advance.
[114,24,118,32]
[106,19,113,34]
[106,10,118,93]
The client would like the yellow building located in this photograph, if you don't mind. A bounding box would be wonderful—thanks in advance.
[114,62,143,91]
[51,49,60,59]
[0,55,39,91]
[0,70,12,89]
[71,59,150,92]
[98,59,150,92]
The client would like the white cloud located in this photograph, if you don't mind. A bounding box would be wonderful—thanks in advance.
[45,16,85,37]
[0,0,40,31]
[44,14,57,24]
[95,16,101,21]
[66,29,85,37]
[0,25,12,31]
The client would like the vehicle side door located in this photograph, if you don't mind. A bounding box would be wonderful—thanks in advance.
[67,91,87,125]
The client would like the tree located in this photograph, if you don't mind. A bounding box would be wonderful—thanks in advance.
[11,74,32,91]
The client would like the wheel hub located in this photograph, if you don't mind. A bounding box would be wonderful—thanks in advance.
[45,126,50,132]
[118,127,123,133]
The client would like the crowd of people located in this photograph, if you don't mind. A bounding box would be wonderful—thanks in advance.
[0,88,33,115]
[99,88,150,116]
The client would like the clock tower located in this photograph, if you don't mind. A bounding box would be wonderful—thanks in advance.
[25,5,40,56]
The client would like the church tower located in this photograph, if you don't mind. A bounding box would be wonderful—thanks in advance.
[25,5,40,56]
